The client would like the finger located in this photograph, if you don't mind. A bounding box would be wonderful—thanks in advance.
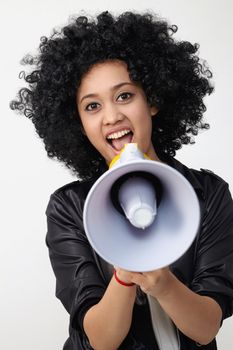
[130,272,146,285]
[140,285,149,294]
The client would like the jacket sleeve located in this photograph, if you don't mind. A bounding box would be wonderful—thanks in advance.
[45,189,106,333]
[191,175,233,320]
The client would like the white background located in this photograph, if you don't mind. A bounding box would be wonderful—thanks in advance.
[1,0,233,349]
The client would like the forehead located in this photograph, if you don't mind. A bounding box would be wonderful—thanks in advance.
[77,60,132,94]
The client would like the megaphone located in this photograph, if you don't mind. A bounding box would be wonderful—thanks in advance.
[83,144,200,272]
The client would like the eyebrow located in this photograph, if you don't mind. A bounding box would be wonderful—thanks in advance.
[79,82,135,103]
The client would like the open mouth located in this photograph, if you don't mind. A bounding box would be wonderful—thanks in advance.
[106,129,134,152]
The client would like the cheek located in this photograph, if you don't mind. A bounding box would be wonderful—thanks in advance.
[85,128,97,143]
[131,101,151,119]
[82,122,104,149]
[80,118,96,138]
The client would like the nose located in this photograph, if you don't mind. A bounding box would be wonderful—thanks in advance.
[102,103,124,125]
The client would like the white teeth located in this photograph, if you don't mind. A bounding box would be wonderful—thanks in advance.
[107,129,131,140]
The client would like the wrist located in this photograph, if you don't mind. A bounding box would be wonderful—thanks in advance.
[154,269,177,299]
[114,269,135,287]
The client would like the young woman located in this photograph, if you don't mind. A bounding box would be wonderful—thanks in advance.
[11,11,233,350]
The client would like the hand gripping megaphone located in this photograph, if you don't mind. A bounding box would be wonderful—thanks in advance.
[83,144,200,272]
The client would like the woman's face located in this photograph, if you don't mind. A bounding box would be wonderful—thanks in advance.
[76,60,159,165]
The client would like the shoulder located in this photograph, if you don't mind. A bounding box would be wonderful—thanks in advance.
[166,156,229,197]
[46,178,97,219]
[51,177,96,201]
[193,167,227,183]
[189,167,229,193]
[186,168,232,208]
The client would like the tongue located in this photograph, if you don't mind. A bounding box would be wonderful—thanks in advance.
[111,133,133,151]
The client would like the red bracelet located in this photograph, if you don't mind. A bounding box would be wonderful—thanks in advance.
[114,269,135,287]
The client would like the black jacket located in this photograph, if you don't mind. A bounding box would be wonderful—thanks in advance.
[46,157,233,349]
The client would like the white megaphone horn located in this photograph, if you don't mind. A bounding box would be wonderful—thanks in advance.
[83,143,200,272]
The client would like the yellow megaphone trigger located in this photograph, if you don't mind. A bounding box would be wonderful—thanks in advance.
[109,143,151,169]
[109,153,121,169]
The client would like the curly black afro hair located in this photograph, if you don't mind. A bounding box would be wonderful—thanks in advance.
[10,10,213,180]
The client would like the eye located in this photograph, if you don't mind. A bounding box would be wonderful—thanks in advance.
[117,92,133,101]
[85,102,100,111]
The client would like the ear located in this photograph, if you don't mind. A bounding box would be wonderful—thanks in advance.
[150,105,159,117]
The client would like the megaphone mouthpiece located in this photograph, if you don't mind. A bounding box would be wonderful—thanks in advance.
[118,175,157,229]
